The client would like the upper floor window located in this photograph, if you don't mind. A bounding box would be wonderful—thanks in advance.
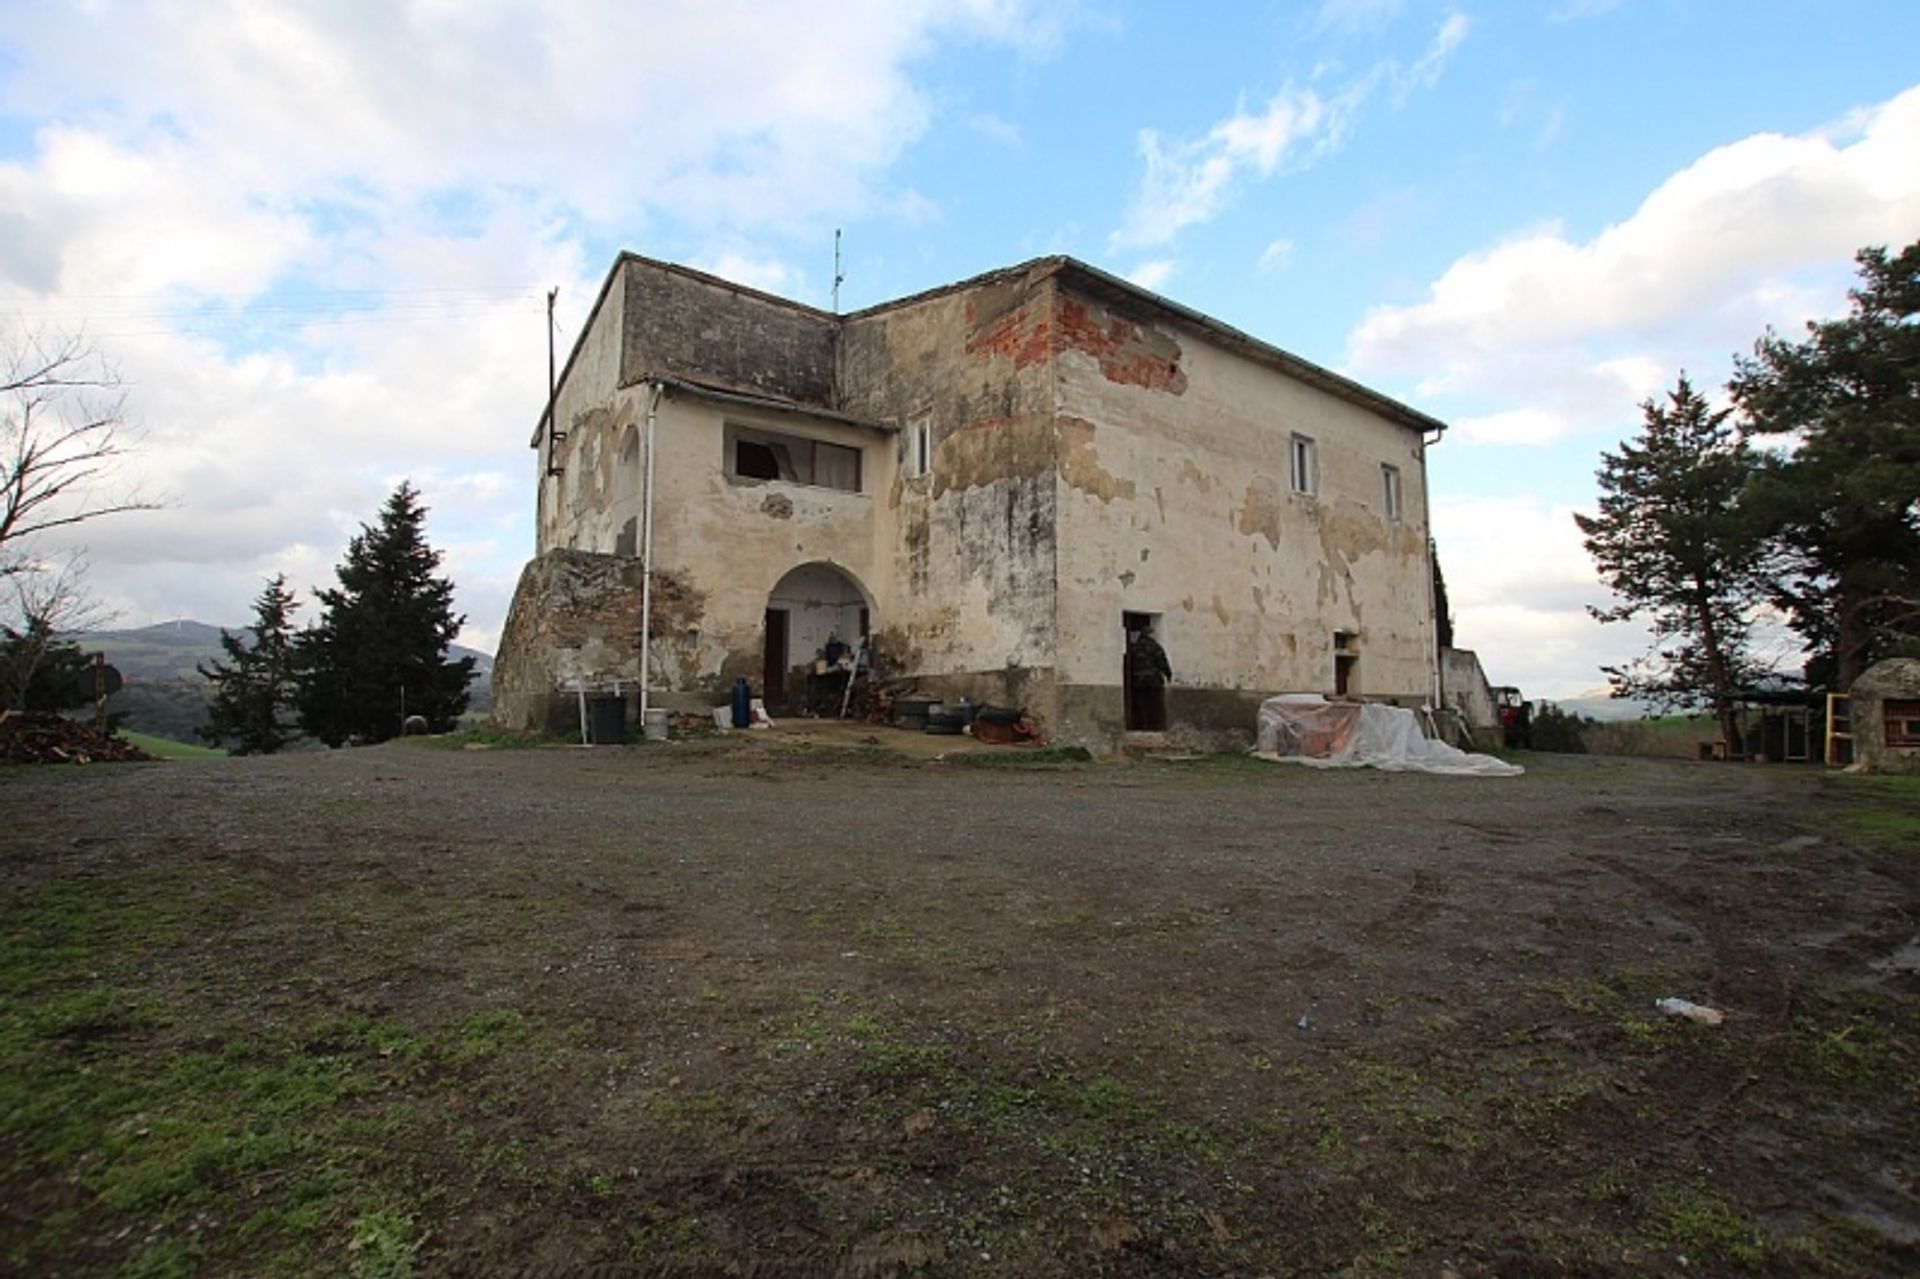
[1289,433,1317,495]
[1381,464,1402,521]
[905,413,932,479]
[728,424,862,493]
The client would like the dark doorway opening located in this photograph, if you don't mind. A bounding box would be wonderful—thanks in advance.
[1123,611,1167,732]
[1333,630,1357,697]
[763,609,789,705]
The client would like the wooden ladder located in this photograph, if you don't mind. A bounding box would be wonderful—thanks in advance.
[1824,691,1852,766]
[838,644,869,720]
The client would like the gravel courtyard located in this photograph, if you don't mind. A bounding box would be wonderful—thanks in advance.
[4,737,1917,1276]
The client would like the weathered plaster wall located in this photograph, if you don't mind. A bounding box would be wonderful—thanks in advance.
[1440,646,1499,746]
[1048,280,1436,747]
[836,268,1062,721]
[620,257,837,406]
[536,270,631,554]
[641,396,886,695]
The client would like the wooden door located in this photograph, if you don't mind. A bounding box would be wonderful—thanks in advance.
[764,609,788,704]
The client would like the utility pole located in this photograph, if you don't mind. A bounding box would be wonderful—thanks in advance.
[545,286,563,477]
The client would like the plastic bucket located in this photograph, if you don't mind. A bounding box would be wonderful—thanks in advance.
[643,707,670,742]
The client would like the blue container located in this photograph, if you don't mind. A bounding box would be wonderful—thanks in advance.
[730,678,752,729]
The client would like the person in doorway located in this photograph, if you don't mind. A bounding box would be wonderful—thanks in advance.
[1128,625,1172,731]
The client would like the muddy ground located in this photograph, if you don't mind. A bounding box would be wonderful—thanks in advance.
[3,737,1918,1277]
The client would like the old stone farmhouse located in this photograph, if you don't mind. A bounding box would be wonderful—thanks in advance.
[492,253,1449,749]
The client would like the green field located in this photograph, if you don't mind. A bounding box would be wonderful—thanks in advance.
[119,730,225,760]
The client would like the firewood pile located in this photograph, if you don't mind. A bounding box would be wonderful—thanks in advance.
[856,682,899,726]
[0,712,155,765]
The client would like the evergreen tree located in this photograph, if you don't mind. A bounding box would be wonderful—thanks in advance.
[198,574,302,754]
[296,483,474,746]
[1430,539,1455,651]
[1731,240,1920,690]
[0,617,92,713]
[1574,375,1767,751]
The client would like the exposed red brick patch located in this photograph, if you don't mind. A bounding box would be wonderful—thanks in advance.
[964,302,1054,369]
[1055,298,1187,393]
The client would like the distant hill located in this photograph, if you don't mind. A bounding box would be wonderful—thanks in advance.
[1545,692,1662,722]
[69,620,495,745]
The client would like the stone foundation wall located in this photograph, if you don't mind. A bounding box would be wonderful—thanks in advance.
[492,550,646,734]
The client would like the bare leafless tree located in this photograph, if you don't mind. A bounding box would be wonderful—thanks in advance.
[2,326,158,576]
[0,549,112,712]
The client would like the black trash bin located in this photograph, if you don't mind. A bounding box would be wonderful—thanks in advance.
[587,694,627,744]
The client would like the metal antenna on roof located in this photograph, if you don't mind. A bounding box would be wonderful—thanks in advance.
[832,229,845,313]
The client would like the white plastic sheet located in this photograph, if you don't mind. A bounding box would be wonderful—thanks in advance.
[1254,694,1523,777]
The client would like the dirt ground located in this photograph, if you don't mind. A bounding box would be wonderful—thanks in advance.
[4,734,1918,1277]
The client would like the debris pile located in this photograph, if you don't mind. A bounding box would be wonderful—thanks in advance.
[0,712,155,765]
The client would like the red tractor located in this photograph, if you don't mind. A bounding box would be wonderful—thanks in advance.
[1493,686,1532,750]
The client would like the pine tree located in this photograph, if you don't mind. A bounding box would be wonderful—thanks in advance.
[1430,539,1455,651]
[1731,240,1920,689]
[0,617,92,713]
[296,483,475,746]
[198,574,301,754]
[1574,375,1768,751]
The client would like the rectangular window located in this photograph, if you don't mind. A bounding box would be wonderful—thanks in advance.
[1381,464,1402,520]
[905,414,932,479]
[1289,433,1317,495]
[1888,699,1920,748]
[728,424,863,493]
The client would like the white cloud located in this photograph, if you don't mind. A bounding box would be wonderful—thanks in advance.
[1112,87,1335,249]
[1550,0,1626,22]
[1314,0,1405,35]
[688,251,802,298]
[1124,259,1178,291]
[1,1,1054,233]
[1450,407,1572,447]
[1361,88,1920,698]
[1431,493,1637,698]
[1110,10,1467,249]
[0,0,1057,645]
[1391,11,1469,106]
[1259,238,1296,271]
[969,114,1025,147]
[1350,85,1920,378]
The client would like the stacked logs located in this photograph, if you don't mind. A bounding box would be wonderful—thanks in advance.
[0,712,155,765]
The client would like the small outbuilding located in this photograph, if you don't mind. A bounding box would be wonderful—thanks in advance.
[1850,658,1920,774]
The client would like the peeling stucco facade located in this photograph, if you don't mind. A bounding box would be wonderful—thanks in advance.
[495,253,1446,748]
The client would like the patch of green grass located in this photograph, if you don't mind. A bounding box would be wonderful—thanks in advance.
[1616,1014,1682,1050]
[647,1091,735,1123]
[409,726,574,750]
[850,912,974,966]
[0,877,489,1274]
[1136,751,1279,779]
[1827,773,1920,847]
[951,745,1093,767]
[441,1008,535,1065]
[629,1214,712,1261]
[348,1210,424,1279]
[1781,987,1916,1095]
[1651,1185,1773,1266]
[119,729,226,759]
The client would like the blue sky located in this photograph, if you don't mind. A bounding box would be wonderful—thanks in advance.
[3,0,1917,698]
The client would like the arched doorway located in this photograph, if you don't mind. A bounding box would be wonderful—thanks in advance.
[612,424,641,556]
[764,562,872,711]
